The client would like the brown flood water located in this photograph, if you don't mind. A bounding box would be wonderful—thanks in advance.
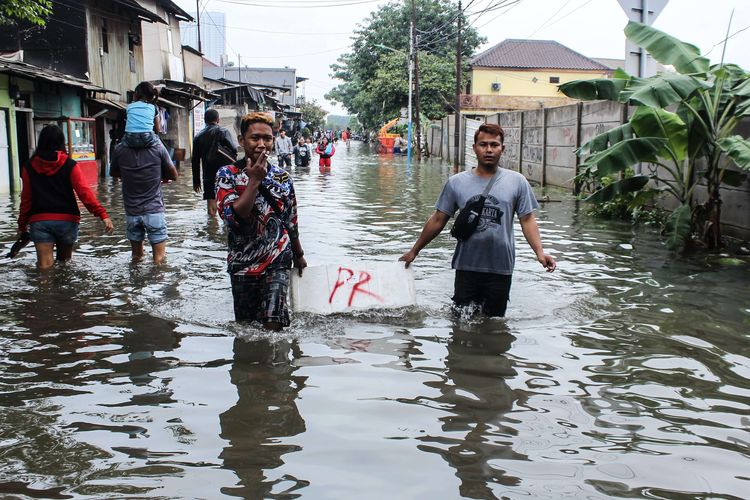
[0,141,748,499]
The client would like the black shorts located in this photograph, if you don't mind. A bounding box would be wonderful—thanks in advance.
[452,270,512,317]
[230,268,291,326]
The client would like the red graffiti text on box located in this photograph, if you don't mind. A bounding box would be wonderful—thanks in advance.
[328,267,384,307]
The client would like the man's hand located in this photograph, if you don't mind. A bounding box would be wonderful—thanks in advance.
[293,255,307,277]
[537,253,556,272]
[101,217,114,233]
[194,185,202,193]
[398,249,417,268]
[244,152,268,183]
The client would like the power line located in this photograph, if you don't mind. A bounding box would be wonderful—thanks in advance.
[213,0,383,7]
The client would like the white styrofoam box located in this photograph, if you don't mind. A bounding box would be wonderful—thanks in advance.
[290,261,416,314]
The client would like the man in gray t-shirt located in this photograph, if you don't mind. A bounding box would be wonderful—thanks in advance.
[400,123,556,317]
[274,129,293,168]
[111,134,178,264]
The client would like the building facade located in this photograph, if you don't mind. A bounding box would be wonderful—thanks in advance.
[180,11,226,66]
[465,39,612,115]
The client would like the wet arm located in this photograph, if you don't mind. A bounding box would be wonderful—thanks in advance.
[519,212,556,272]
[191,138,202,188]
[70,165,108,220]
[400,210,450,266]
[161,147,178,181]
[229,177,260,222]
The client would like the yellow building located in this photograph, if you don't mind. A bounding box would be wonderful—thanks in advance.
[464,39,612,115]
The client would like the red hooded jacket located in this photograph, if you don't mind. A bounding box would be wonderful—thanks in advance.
[18,151,109,231]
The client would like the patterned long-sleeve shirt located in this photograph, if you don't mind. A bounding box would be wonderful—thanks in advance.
[216,160,299,276]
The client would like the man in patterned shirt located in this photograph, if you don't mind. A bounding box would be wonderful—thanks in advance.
[216,113,307,330]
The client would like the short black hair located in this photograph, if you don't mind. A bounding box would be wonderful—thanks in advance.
[205,108,219,123]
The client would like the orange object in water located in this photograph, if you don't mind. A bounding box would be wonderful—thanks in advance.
[378,118,400,153]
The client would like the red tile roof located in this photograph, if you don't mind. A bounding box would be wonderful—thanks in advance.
[471,39,610,71]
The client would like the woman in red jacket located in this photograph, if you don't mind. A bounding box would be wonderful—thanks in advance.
[17,125,113,269]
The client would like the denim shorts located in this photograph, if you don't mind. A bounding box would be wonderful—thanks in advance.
[29,220,79,245]
[126,213,168,244]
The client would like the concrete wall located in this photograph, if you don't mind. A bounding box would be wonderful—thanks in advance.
[0,75,19,193]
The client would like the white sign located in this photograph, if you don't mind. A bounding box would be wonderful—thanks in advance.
[193,101,205,135]
[290,261,417,314]
[617,0,669,77]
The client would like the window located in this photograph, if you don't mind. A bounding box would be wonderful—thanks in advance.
[549,76,560,84]
[166,28,173,54]
[101,19,109,53]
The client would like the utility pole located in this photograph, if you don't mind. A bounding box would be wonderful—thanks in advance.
[196,0,202,52]
[407,16,414,163]
[412,0,422,161]
[454,0,462,172]
[238,54,242,82]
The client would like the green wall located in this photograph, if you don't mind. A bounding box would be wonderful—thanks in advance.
[0,75,20,193]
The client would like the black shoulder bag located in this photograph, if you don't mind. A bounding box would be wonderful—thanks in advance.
[450,171,500,241]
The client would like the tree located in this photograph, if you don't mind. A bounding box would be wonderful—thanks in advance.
[299,99,328,131]
[0,0,52,26]
[560,21,750,251]
[327,0,483,130]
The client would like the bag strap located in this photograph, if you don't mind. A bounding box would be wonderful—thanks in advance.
[481,170,501,198]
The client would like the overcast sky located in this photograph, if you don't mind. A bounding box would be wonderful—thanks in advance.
[173,0,750,115]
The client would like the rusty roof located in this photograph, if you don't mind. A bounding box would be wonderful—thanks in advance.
[0,57,117,94]
[471,39,610,71]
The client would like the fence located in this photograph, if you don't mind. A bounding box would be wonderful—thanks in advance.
[424,101,750,240]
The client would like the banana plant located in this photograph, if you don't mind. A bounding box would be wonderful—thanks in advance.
[559,21,750,250]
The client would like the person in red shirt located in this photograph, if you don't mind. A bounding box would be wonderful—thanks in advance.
[17,125,113,269]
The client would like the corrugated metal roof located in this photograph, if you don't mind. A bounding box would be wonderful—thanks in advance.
[0,57,117,93]
[471,39,610,71]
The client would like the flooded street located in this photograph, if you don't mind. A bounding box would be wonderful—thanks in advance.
[1,142,748,499]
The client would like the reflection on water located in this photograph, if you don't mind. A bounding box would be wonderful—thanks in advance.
[0,142,748,498]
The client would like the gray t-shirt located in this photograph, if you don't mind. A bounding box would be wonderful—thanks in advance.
[112,142,173,216]
[275,135,293,155]
[435,168,538,275]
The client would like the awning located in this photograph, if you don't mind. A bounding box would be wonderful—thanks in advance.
[112,0,166,24]
[157,96,185,109]
[152,79,217,101]
[0,57,118,94]
[86,98,126,111]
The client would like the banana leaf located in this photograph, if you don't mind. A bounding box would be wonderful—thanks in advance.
[735,98,750,117]
[624,21,710,75]
[732,77,750,97]
[630,107,688,161]
[717,135,750,171]
[664,203,692,250]
[620,74,708,108]
[676,98,710,159]
[578,123,633,156]
[559,77,628,101]
[580,137,666,178]
[721,169,748,187]
[585,175,650,204]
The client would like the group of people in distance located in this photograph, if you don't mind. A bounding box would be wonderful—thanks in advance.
[15,79,556,330]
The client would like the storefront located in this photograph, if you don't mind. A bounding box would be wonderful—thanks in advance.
[33,116,98,185]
